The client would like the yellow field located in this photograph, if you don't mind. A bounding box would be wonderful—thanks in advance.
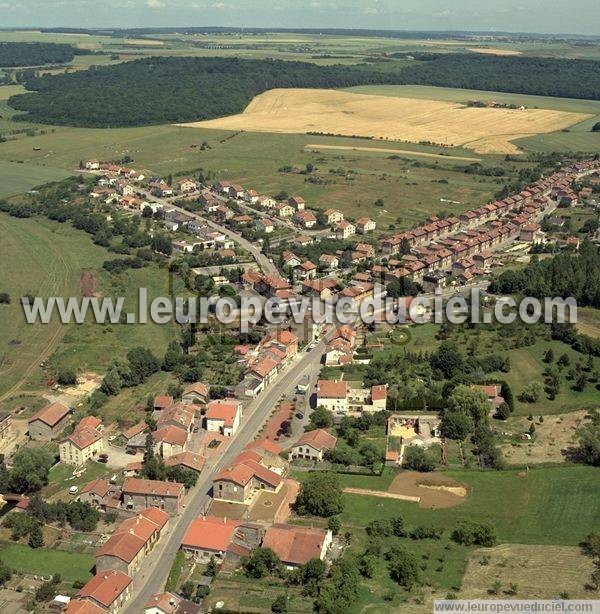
[468,47,523,56]
[180,88,591,154]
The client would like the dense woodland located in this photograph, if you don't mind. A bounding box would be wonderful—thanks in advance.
[8,53,600,127]
[7,56,402,127]
[0,42,75,67]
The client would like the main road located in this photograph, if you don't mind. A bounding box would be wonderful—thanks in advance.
[124,339,325,612]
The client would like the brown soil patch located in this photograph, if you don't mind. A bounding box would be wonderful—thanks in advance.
[388,471,469,509]
[259,401,294,442]
[180,88,591,155]
[461,544,595,599]
[79,270,97,297]
[208,498,248,520]
[500,410,587,465]
[343,487,420,503]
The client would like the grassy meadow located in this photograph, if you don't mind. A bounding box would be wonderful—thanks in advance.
[0,213,178,399]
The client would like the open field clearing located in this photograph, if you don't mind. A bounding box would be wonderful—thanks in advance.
[0,160,71,198]
[0,214,177,400]
[181,88,591,154]
[460,544,595,599]
[336,465,599,545]
[467,47,523,56]
[499,411,587,465]
[304,143,480,161]
[576,307,600,338]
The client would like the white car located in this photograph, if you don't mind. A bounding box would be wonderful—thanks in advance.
[69,486,79,495]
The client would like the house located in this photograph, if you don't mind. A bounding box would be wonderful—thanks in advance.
[262,524,333,568]
[95,507,169,576]
[177,178,197,193]
[294,210,317,229]
[244,189,259,204]
[213,449,286,504]
[323,208,344,225]
[520,223,545,244]
[152,426,188,458]
[293,260,317,281]
[76,570,132,614]
[181,516,240,561]
[319,254,339,270]
[164,452,205,474]
[256,218,275,234]
[291,429,337,462]
[335,220,356,240]
[122,478,185,515]
[275,203,294,218]
[59,417,104,466]
[153,396,173,411]
[288,196,305,210]
[282,251,302,269]
[296,235,314,246]
[205,399,243,437]
[0,412,11,442]
[64,598,105,614]
[181,382,209,406]
[122,422,148,445]
[316,380,349,413]
[144,592,181,614]
[257,195,277,209]
[85,159,100,170]
[324,337,353,366]
[28,402,71,440]
[356,217,376,234]
[259,330,299,362]
[79,478,121,511]
[246,357,279,386]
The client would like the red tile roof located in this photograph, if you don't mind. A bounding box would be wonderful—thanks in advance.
[123,478,184,498]
[206,400,241,428]
[79,570,132,608]
[29,402,70,426]
[263,524,329,566]
[165,452,205,473]
[295,429,337,452]
[181,516,240,553]
[152,425,188,447]
[316,379,348,398]
[145,592,181,613]
[64,599,105,614]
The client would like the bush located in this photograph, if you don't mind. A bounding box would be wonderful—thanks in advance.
[451,521,497,547]
[518,381,543,403]
[403,446,436,472]
[0,293,10,304]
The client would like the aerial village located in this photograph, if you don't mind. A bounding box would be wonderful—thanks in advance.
[0,155,598,613]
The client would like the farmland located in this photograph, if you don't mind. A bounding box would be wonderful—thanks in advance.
[185,87,591,154]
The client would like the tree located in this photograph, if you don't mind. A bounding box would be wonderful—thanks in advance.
[314,556,360,614]
[9,448,53,493]
[403,447,436,472]
[543,348,555,363]
[206,555,218,576]
[359,554,376,578]
[28,523,44,549]
[35,574,61,602]
[592,121,600,132]
[494,402,511,421]
[327,516,341,535]
[451,521,496,547]
[387,546,420,589]
[0,293,10,304]
[0,560,12,587]
[572,410,600,466]
[180,581,195,600]
[56,367,77,386]
[308,406,333,430]
[557,353,571,367]
[243,547,282,579]
[447,386,490,424]
[518,381,543,403]
[440,410,472,440]
[430,342,465,379]
[271,594,288,613]
[294,472,344,517]
[126,346,160,385]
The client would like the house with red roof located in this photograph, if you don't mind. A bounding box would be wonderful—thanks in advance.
[95,507,169,576]
[291,429,337,462]
[316,380,348,413]
[181,516,240,561]
[28,402,71,440]
[122,478,185,515]
[205,399,243,437]
[262,524,333,568]
[181,382,209,405]
[59,415,104,466]
[76,570,132,613]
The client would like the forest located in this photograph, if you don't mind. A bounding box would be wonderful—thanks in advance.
[0,42,75,67]
[7,53,600,127]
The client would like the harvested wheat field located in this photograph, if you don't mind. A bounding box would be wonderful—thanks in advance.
[180,88,592,154]
[388,471,469,509]
[468,47,523,56]
[460,544,595,599]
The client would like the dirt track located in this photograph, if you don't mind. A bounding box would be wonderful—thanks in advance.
[180,88,591,154]
[388,471,469,509]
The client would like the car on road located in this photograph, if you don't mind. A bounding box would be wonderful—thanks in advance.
[295,412,304,420]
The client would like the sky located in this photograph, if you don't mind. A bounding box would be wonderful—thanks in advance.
[1,0,599,35]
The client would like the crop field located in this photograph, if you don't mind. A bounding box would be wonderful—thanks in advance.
[0,213,177,400]
[0,160,70,198]
[182,88,592,154]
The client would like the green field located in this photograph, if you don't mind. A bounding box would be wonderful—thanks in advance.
[0,213,177,399]
[329,465,599,546]
[0,542,94,582]
[0,160,70,198]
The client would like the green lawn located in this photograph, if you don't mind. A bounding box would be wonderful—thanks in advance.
[0,542,94,582]
[0,160,71,198]
[44,460,112,500]
[333,465,599,546]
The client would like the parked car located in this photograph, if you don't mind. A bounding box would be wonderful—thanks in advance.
[97,457,108,463]
[69,486,79,495]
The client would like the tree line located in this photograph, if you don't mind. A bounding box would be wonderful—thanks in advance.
[0,42,75,67]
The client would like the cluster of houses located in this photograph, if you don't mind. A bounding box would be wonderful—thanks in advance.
[316,379,387,415]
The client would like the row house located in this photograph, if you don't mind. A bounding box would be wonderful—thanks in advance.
[294,210,317,228]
